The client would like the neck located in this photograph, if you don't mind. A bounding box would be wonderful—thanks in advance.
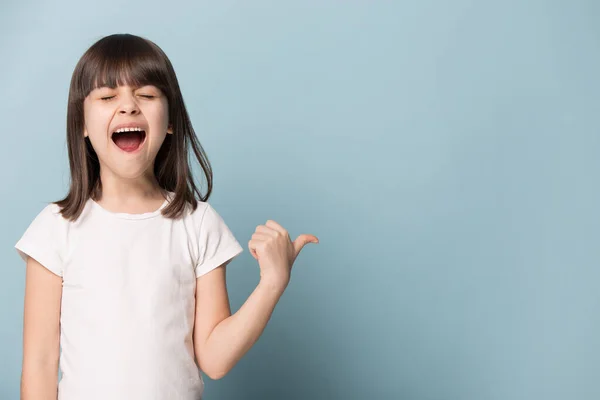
[96,167,165,204]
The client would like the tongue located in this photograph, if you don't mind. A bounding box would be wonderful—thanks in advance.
[114,131,144,152]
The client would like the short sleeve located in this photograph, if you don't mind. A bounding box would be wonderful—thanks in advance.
[195,202,244,278]
[15,204,65,277]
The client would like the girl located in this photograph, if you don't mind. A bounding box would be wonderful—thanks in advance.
[15,33,318,400]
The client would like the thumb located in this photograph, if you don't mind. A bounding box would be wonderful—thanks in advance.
[293,234,319,257]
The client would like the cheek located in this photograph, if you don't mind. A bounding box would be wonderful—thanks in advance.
[159,99,169,124]
[146,102,170,131]
[83,106,111,139]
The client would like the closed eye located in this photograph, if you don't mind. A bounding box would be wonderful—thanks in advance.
[100,95,155,101]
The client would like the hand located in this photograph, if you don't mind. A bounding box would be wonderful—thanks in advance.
[248,220,319,292]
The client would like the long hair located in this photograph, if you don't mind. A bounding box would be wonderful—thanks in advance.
[55,33,212,221]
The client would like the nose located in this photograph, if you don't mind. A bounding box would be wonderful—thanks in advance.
[118,93,140,115]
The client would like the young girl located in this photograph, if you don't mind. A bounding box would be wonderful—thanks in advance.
[15,33,318,400]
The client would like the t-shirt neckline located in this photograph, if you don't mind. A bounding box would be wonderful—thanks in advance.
[90,191,173,220]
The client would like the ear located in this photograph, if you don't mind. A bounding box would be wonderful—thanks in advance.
[84,128,88,138]
[167,124,173,134]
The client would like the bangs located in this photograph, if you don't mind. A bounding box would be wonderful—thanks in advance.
[74,34,171,100]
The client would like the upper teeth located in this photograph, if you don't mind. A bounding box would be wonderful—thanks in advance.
[114,127,144,133]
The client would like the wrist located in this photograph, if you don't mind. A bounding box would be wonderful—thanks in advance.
[258,277,288,295]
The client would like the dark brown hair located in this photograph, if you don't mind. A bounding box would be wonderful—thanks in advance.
[55,33,212,221]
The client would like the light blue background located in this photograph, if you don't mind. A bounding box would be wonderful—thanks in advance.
[1,1,599,399]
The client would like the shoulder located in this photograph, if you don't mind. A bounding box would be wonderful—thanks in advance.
[27,202,69,229]
[15,202,70,277]
[189,200,211,218]
[47,203,66,219]
[22,202,72,247]
[180,199,237,238]
[189,201,227,230]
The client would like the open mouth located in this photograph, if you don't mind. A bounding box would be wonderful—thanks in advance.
[111,129,147,153]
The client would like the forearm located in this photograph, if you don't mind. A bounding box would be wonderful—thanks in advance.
[202,281,284,378]
[21,362,58,400]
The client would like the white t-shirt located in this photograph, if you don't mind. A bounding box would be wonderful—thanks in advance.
[14,191,244,400]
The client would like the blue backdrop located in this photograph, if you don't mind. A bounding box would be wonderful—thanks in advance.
[1,1,599,399]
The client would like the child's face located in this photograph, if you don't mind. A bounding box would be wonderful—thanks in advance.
[83,84,172,179]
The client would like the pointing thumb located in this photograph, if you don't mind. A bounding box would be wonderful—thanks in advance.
[293,234,319,257]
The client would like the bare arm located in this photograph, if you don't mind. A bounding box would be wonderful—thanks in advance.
[21,256,62,399]
[193,263,283,380]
